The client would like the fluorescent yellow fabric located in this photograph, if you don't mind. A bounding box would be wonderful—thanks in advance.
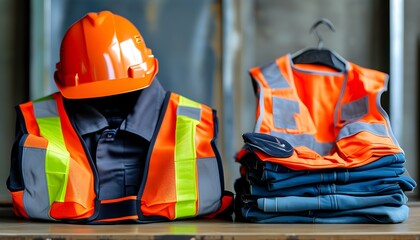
[174,96,200,218]
[36,106,70,204]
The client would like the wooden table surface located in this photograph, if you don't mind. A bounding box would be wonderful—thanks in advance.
[1,202,420,240]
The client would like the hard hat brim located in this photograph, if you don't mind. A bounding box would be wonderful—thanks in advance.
[56,59,158,99]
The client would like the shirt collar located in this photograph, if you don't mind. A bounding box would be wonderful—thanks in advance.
[66,79,166,142]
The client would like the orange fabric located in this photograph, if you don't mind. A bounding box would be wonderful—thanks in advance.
[23,134,48,149]
[250,55,402,170]
[50,202,94,220]
[254,146,399,171]
[101,196,137,204]
[52,94,96,219]
[195,105,216,159]
[249,67,274,134]
[19,101,40,136]
[141,94,178,219]
[9,190,29,218]
[141,93,223,220]
[16,94,96,220]
[235,149,248,162]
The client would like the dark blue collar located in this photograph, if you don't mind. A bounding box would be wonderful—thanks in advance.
[65,79,166,142]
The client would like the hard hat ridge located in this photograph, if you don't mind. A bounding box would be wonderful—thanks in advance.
[85,11,108,27]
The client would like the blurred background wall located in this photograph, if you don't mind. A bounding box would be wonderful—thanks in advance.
[0,0,29,203]
[1,0,419,203]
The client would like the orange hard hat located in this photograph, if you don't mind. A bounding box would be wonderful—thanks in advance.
[54,11,158,99]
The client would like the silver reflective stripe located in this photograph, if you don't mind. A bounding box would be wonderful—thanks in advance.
[273,97,299,129]
[22,145,51,220]
[271,131,334,156]
[196,157,221,216]
[22,97,59,220]
[341,96,368,122]
[33,97,58,118]
[177,106,202,121]
[377,75,400,147]
[261,61,290,89]
[338,122,389,140]
[334,74,348,126]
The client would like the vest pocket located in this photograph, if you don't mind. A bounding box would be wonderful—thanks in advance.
[294,145,322,160]
[272,97,299,130]
[336,123,400,161]
[272,96,316,134]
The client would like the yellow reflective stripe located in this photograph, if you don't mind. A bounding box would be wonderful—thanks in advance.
[174,96,201,218]
[36,109,70,204]
[179,96,201,109]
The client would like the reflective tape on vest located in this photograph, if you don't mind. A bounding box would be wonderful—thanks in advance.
[140,92,223,220]
[19,94,95,221]
[22,95,70,220]
[249,55,402,169]
[33,97,71,205]
[174,96,201,218]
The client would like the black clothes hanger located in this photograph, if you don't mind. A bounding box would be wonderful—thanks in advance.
[291,18,348,72]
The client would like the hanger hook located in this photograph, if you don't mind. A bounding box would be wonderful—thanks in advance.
[309,18,336,49]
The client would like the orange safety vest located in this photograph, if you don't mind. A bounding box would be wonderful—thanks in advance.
[9,92,232,223]
[248,54,402,170]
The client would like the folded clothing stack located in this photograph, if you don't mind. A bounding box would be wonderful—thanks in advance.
[234,133,417,223]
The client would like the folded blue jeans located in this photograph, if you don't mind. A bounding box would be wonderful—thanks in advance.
[240,204,409,223]
[253,190,407,212]
[247,163,406,191]
[250,175,416,197]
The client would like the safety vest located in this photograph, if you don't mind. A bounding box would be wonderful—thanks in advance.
[9,92,232,223]
[248,54,402,170]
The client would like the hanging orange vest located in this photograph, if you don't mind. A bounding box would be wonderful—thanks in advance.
[248,54,402,170]
[9,92,232,223]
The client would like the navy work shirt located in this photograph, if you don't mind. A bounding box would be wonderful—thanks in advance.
[64,79,166,200]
